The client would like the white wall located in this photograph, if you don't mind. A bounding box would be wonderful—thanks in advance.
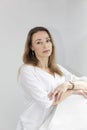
[0,0,87,130]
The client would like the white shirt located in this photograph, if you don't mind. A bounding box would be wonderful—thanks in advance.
[16,64,87,130]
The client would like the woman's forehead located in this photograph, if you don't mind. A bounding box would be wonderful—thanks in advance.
[32,31,50,41]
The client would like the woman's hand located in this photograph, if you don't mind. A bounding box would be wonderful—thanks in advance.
[48,81,87,106]
[48,82,73,105]
[73,81,87,98]
[75,90,87,98]
[52,82,72,101]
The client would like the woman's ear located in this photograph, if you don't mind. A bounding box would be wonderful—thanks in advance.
[31,46,34,51]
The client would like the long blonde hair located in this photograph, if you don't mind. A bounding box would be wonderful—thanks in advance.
[22,26,63,76]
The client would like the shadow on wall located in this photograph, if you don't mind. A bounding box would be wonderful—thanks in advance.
[69,34,87,76]
[48,27,66,65]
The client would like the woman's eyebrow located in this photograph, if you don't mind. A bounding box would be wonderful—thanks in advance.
[35,39,42,42]
[33,39,42,43]
[34,37,50,42]
[46,37,50,39]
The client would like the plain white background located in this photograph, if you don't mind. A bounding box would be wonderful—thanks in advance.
[0,0,87,130]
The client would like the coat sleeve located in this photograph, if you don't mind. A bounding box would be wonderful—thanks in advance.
[58,64,87,82]
[18,66,53,108]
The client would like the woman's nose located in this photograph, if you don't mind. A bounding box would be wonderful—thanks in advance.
[43,42,48,48]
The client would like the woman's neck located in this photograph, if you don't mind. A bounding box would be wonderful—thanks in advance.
[37,58,54,76]
[38,59,49,70]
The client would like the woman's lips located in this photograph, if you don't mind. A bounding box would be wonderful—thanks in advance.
[43,50,50,53]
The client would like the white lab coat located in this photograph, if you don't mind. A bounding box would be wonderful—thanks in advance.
[16,64,87,130]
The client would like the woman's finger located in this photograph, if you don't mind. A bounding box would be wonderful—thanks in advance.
[48,92,53,98]
[57,91,63,101]
[78,90,87,98]
[83,91,87,98]
[53,90,58,96]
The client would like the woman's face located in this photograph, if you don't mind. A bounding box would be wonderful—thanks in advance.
[31,31,52,59]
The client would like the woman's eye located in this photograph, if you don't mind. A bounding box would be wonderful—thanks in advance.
[46,39,51,43]
[36,41,42,44]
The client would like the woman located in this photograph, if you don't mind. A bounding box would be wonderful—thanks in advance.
[16,26,87,130]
